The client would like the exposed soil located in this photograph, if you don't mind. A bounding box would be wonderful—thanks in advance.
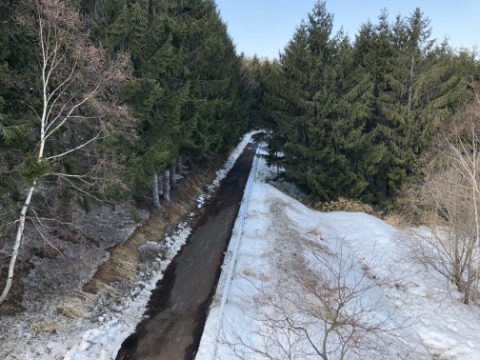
[116,143,258,360]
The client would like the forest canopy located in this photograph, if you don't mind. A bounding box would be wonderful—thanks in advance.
[248,2,479,203]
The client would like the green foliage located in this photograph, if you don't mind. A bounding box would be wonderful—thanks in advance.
[253,1,479,204]
[2,0,477,212]
[73,0,253,196]
[16,157,55,185]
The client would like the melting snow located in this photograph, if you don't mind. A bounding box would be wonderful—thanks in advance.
[3,132,480,359]
[197,143,480,360]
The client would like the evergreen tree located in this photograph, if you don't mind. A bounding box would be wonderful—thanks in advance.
[180,0,249,156]
[267,1,362,200]
[79,0,250,206]
[0,0,38,208]
[247,57,288,173]
[261,3,478,203]
[349,12,400,199]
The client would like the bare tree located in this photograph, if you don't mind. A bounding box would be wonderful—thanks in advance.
[223,239,410,360]
[401,85,480,304]
[0,0,130,305]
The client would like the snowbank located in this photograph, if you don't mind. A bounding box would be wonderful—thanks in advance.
[0,131,258,360]
[197,143,480,360]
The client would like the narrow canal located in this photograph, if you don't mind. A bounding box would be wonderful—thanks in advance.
[116,142,258,360]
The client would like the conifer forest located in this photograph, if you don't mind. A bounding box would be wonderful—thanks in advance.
[1,0,480,343]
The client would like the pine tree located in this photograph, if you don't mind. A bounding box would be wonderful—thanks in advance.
[248,57,287,173]
[85,0,249,206]
[253,2,480,204]
[0,0,38,208]
[347,11,409,200]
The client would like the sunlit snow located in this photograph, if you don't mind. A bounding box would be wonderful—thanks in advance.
[196,142,480,360]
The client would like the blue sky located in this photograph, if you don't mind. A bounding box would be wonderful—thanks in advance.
[215,0,479,59]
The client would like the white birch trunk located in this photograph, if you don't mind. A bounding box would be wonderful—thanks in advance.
[157,173,164,196]
[176,156,183,174]
[163,169,171,203]
[170,165,176,188]
[152,173,161,211]
[0,183,36,304]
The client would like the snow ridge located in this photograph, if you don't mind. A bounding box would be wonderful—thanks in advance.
[197,141,480,360]
[210,143,259,360]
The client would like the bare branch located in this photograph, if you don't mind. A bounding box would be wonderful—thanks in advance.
[0,0,132,305]
[222,236,411,359]
[45,132,102,160]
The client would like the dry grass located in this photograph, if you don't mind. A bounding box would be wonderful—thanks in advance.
[313,197,381,217]
[383,213,408,229]
[57,296,92,319]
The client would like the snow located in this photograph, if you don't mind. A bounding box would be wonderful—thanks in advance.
[64,219,192,360]
[0,131,258,360]
[61,132,260,360]
[4,132,480,359]
[196,143,480,359]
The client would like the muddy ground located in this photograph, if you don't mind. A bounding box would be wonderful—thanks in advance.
[116,143,258,360]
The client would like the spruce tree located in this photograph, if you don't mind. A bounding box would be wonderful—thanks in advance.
[267,1,362,200]
[80,0,250,206]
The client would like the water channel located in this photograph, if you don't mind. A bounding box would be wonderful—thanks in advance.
[116,142,258,360]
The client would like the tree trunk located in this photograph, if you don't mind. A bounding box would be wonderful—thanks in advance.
[170,165,176,188]
[407,54,415,114]
[176,156,183,174]
[152,173,161,211]
[471,138,479,303]
[0,183,36,304]
[163,169,172,203]
[157,173,164,195]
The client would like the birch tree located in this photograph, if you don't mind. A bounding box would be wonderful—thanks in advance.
[0,0,129,305]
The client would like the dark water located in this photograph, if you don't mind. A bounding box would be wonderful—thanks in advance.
[116,143,258,360]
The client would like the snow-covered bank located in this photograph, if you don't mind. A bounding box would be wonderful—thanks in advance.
[197,144,480,359]
[0,132,257,360]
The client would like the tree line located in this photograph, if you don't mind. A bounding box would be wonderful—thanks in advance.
[0,0,252,304]
[248,1,479,204]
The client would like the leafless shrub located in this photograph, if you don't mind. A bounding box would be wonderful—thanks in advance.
[222,238,413,360]
[400,84,480,304]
